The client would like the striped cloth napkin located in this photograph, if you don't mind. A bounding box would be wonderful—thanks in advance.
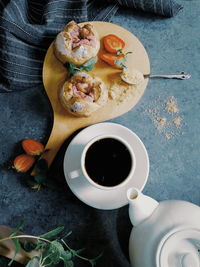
[0,0,182,92]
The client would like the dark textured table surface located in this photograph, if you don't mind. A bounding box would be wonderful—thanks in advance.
[0,1,200,266]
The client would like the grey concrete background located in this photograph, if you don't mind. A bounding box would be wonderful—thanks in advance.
[0,1,200,266]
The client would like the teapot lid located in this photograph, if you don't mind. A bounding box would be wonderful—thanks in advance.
[156,228,200,267]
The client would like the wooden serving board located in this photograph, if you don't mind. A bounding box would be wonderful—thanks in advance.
[42,21,150,167]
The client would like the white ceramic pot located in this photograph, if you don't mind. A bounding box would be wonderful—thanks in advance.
[127,188,200,267]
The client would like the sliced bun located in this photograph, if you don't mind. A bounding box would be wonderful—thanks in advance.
[54,21,100,66]
[59,72,108,117]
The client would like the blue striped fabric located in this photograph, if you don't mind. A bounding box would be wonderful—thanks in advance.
[107,0,182,17]
[0,0,182,92]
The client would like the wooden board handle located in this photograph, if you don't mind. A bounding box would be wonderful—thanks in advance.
[39,117,79,167]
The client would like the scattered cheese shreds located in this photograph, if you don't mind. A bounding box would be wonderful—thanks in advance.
[165,96,179,114]
[165,133,173,140]
[144,95,184,140]
[109,76,140,103]
[173,117,182,128]
[156,117,167,130]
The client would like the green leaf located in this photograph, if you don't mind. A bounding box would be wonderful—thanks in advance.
[60,250,72,262]
[30,159,49,189]
[45,240,65,265]
[80,64,93,72]
[117,49,123,55]
[40,226,64,240]
[8,238,21,266]
[65,56,97,76]
[64,62,80,76]
[8,221,24,265]
[25,256,40,267]
[11,220,24,236]
[89,252,103,267]
[34,173,46,184]
[51,240,65,254]
[81,56,97,67]
[41,241,70,266]
[121,64,127,70]
[80,56,97,72]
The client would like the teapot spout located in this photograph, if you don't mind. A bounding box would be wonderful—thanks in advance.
[127,187,159,226]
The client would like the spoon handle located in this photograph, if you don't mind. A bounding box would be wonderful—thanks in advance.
[144,72,191,80]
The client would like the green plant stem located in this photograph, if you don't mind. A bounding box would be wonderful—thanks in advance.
[0,234,100,266]
[0,235,51,244]
[40,255,50,266]
[61,239,91,263]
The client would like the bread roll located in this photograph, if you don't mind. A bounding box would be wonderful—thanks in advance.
[59,72,108,117]
[54,21,100,66]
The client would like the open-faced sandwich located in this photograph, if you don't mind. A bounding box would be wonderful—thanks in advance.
[59,71,108,117]
[54,21,100,66]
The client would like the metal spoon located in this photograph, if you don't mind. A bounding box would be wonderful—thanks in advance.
[121,70,191,85]
[144,71,191,80]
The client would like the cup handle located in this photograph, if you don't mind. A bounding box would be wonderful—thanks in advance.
[68,169,82,179]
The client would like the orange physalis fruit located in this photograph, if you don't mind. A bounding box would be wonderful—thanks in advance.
[22,139,44,156]
[13,154,36,173]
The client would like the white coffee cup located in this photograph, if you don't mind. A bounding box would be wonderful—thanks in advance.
[68,134,136,190]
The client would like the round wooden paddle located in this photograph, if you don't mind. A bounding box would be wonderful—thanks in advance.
[42,21,150,167]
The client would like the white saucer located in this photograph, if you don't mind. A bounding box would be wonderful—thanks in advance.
[63,122,149,210]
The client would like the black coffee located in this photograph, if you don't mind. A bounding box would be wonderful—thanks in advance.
[84,138,132,187]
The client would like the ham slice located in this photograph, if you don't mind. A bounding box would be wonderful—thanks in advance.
[72,85,94,102]
[70,25,97,49]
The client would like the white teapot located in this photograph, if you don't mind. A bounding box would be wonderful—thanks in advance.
[127,187,200,267]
